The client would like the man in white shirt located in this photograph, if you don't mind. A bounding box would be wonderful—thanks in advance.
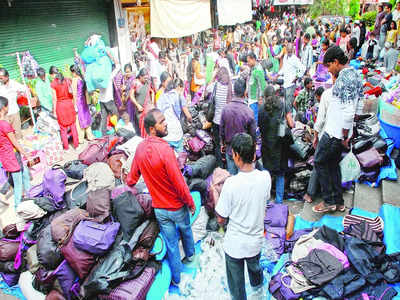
[278,43,306,109]
[352,20,361,49]
[216,133,271,300]
[301,33,314,75]
[0,68,25,139]
[312,46,363,214]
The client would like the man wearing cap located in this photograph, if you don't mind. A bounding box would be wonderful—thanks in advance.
[352,20,361,51]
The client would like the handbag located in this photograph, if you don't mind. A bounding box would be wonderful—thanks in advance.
[98,267,156,300]
[188,136,206,153]
[73,220,120,256]
[356,147,383,169]
[43,137,63,166]
[0,239,20,261]
[277,102,287,138]
[61,235,96,279]
[86,188,111,223]
[206,83,217,122]
[62,160,88,180]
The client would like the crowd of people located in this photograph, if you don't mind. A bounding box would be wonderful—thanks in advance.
[0,4,395,299]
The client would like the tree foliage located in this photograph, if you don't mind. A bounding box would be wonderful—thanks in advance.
[308,0,348,19]
[349,0,360,18]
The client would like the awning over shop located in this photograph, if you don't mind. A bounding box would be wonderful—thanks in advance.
[273,0,313,5]
[150,0,212,38]
[217,0,253,26]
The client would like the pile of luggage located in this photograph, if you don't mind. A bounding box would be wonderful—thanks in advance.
[266,203,400,300]
[0,125,234,299]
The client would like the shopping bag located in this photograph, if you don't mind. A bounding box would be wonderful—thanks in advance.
[43,137,63,166]
[339,151,361,183]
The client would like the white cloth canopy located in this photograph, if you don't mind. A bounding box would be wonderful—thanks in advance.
[217,0,252,26]
[273,0,313,5]
[151,0,212,38]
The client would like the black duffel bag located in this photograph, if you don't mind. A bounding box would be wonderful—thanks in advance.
[81,221,149,299]
[112,192,145,241]
[37,225,63,270]
[64,181,88,209]
[63,160,88,180]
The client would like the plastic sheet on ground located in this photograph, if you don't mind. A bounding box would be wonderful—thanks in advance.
[362,127,398,187]
[0,280,26,300]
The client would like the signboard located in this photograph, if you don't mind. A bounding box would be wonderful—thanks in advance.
[273,0,313,5]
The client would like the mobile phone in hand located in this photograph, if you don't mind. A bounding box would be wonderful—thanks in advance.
[27,157,40,168]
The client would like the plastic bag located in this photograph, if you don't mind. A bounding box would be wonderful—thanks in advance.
[339,151,361,183]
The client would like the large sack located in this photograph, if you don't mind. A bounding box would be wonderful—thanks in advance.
[206,168,231,212]
[50,208,90,246]
[61,236,96,280]
[98,267,156,300]
[0,239,19,262]
[187,155,217,179]
[107,153,128,179]
[86,188,111,223]
[84,162,115,193]
[112,192,145,241]
[37,225,63,270]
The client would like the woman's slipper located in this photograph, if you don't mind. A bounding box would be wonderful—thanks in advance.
[336,205,346,212]
[312,202,336,213]
[303,194,313,203]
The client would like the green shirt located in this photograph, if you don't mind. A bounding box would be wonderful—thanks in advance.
[248,64,266,104]
[35,77,53,112]
[294,88,312,113]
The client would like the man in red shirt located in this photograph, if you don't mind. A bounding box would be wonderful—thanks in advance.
[126,108,195,285]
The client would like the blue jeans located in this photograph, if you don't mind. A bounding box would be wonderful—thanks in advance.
[225,252,263,300]
[249,102,259,125]
[11,167,31,208]
[154,206,195,284]
[226,153,238,175]
[275,175,284,204]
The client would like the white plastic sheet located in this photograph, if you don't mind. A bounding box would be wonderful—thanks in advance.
[151,0,212,38]
[217,0,253,26]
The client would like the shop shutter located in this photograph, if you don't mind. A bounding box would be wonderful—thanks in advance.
[0,0,110,78]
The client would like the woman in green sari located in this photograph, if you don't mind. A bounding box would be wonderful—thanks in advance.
[267,35,282,73]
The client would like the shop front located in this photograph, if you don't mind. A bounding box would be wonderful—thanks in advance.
[0,0,115,79]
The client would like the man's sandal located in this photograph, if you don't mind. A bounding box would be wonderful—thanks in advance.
[312,202,336,213]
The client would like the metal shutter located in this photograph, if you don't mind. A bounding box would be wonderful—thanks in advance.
[0,0,110,78]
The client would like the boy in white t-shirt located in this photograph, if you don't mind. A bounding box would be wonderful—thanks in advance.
[216,133,271,300]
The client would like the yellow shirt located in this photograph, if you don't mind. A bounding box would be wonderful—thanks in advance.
[387,30,398,45]
[155,89,164,104]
